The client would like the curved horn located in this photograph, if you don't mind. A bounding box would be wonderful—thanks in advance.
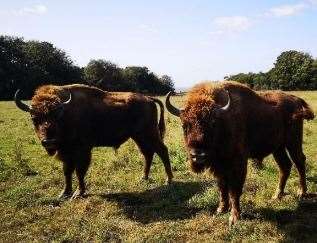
[62,91,72,105]
[53,91,72,119]
[165,91,182,117]
[14,89,31,112]
[220,90,231,111]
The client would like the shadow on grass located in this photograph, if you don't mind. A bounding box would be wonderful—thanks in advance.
[243,195,317,241]
[99,181,217,224]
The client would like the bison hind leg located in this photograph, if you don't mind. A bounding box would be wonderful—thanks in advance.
[286,121,308,198]
[272,148,292,200]
[141,151,155,181]
[133,135,173,184]
[132,137,155,181]
[287,146,307,198]
[155,142,173,184]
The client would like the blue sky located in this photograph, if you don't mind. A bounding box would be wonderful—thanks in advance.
[1,0,317,87]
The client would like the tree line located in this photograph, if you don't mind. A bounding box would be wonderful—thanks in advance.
[225,50,317,90]
[0,35,174,100]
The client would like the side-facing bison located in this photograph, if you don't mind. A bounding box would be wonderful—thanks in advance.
[165,81,314,226]
[15,84,173,199]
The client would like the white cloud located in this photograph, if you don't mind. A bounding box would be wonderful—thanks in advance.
[138,24,158,34]
[209,30,225,36]
[0,4,47,17]
[16,4,47,16]
[212,16,252,33]
[307,0,317,5]
[268,3,307,17]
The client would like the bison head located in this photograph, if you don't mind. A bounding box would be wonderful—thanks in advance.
[165,90,230,173]
[14,89,71,156]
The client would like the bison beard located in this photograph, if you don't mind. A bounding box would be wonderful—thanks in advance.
[15,84,173,199]
[166,81,315,226]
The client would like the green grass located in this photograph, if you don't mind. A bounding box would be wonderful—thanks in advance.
[0,91,317,242]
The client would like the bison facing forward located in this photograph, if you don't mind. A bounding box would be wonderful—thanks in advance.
[15,84,173,199]
[166,81,314,226]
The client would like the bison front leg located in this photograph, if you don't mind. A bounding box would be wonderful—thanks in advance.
[59,161,75,199]
[72,149,92,199]
[216,176,229,215]
[228,190,241,227]
[228,159,247,227]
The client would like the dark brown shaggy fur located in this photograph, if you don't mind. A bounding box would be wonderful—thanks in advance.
[178,81,314,226]
[27,84,173,199]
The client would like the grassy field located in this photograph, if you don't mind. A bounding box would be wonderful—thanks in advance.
[0,91,317,242]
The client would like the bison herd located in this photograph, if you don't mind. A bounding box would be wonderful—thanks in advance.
[14,81,315,226]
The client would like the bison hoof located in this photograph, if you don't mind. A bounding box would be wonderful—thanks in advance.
[165,178,173,185]
[140,176,154,183]
[297,189,307,198]
[58,191,73,200]
[216,205,229,215]
[229,213,240,228]
[272,191,287,200]
[71,189,85,200]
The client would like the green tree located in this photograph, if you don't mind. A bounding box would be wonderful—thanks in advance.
[226,50,316,90]
[0,36,28,99]
[122,66,174,94]
[159,75,175,94]
[0,35,175,99]
[84,59,128,91]
[269,50,314,90]
[225,72,256,88]
[122,66,150,92]
[0,36,82,99]
[23,41,82,94]
[310,59,317,89]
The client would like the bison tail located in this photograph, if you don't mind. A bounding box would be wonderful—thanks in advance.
[293,98,315,120]
[150,97,166,140]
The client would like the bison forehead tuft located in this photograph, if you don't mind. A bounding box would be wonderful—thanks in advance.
[182,99,216,121]
[31,85,65,114]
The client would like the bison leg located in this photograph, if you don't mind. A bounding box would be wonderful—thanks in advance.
[286,121,307,197]
[287,146,307,197]
[59,161,75,199]
[142,152,154,181]
[228,159,247,227]
[133,137,155,181]
[272,148,292,200]
[72,149,92,199]
[228,191,241,227]
[216,176,229,215]
[155,142,173,184]
[133,136,173,184]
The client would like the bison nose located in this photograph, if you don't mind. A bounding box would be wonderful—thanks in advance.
[41,139,50,147]
[41,139,57,147]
